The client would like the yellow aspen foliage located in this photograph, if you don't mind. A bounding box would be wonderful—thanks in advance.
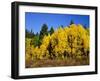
[25,24,90,61]
[39,34,51,59]
[25,38,34,66]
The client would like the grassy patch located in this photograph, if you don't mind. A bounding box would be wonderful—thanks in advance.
[26,57,89,68]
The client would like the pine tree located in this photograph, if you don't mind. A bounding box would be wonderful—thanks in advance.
[40,24,48,39]
[25,29,34,38]
[61,25,64,28]
[70,20,74,25]
[49,27,54,35]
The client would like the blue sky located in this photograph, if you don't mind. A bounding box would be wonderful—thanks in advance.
[25,12,89,34]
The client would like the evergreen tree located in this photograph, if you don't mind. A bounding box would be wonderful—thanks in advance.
[31,29,33,33]
[30,29,34,38]
[40,24,48,39]
[61,25,64,28]
[25,29,29,38]
[49,27,54,35]
[25,29,34,38]
[36,32,39,36]
[33,32,41,47]
[70,20,74,25]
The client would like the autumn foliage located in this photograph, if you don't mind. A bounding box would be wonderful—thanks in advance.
[25,24,89,68]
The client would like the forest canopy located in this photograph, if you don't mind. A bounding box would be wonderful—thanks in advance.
[25,23,90,68]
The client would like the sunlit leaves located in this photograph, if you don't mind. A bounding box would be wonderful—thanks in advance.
[25,24,90,65]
